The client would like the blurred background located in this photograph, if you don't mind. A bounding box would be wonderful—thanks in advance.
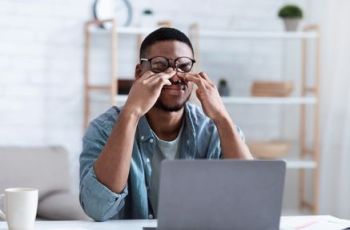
[0,0,349,220]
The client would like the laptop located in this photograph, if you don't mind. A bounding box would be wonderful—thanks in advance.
[145,160,286,230]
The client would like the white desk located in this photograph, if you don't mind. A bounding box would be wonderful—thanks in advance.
[1,216,349,230]
[0,219,157,230]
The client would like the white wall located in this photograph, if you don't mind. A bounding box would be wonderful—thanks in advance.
[0,0,319,212]
[310,0,350,219]
[0,0,93,183]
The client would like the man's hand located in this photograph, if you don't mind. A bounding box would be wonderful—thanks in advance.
[183,72,229,122]
[124,68,175,117]
[94,68,176,193]
[183,72,253,159]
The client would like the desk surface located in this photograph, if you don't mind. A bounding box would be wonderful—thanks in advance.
[0,219,157,230]
[1,216,349,230]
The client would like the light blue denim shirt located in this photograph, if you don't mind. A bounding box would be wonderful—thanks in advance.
[79,103,244,221]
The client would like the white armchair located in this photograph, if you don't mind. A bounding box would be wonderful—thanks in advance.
[0,146,90,220]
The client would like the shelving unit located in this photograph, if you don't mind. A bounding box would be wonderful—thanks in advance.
[221,96,317,105]
[83,20,320,214]
[84,21,195,128]
[189,24,321,214]
[194,30,319,39]
[91,94,317,105]
[90,94,318,171]
[83,20,160,130]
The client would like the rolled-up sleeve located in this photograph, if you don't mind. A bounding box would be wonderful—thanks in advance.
[206,124,246,159]
[79,119,128,221]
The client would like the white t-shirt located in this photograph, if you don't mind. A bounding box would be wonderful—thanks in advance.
[149,123,184,216]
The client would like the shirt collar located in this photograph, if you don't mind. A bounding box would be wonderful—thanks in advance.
[137,115,155,142]
[137,103,197,143]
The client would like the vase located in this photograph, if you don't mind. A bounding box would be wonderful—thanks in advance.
[218,80,230,96]
[283,19,300,31]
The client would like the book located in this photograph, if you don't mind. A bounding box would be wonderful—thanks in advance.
[280,215,350,230]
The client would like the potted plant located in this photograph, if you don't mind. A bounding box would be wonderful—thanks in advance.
[143,8,153,16]
[278,4,303,31]
[218,79,230,96]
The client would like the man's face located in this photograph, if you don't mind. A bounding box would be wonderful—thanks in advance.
[138,40,194,112]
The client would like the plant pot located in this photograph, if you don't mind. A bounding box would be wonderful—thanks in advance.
[218,80,230,96]
[283,18,300,31]
[141,15,156,27]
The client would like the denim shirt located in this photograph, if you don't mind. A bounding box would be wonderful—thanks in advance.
[79,103,244,221]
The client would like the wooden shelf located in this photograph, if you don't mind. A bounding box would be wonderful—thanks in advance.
[221,96,317,105]
[284,159,317,169]
[89,26,319,39]
[198,30,319,39]
[90,93,317,105]
[90,26,159,35]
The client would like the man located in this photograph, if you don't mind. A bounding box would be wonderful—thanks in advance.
[79,27,253,221]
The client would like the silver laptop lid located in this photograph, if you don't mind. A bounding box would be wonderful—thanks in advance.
[157,160,286,230]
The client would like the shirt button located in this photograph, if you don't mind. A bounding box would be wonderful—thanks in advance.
[149,214,153,219]
[187,140,190,145]
[146,158,150,163]
[149,138,154,143]
[141,136,145,140]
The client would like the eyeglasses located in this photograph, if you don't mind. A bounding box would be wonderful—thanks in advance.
[140,56,196,73]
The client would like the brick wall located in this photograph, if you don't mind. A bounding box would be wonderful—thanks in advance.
[0,0,315,209]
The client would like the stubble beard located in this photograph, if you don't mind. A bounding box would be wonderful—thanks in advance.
[154,92,191,112]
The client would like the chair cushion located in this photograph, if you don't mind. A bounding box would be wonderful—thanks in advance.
[0,146,71,198]
[37,191,91,220]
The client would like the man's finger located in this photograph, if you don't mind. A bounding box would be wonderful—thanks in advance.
[147,70,176,86]
[175,72,189,84]
[198,72,215,87]
[138,70,156,80]
[155,70,176,81]
[184,73,208,89]
[164,67,175,74]
[199,72,209,80]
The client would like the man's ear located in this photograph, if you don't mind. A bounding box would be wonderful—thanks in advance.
[135,64,143,79]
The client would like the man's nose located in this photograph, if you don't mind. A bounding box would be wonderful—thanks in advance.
[168,62,177,71]
[170,72,181,82]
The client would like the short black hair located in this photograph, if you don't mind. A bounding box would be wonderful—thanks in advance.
[139,27,194,59]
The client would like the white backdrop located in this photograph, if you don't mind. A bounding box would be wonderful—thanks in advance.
[319,0,350,219]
